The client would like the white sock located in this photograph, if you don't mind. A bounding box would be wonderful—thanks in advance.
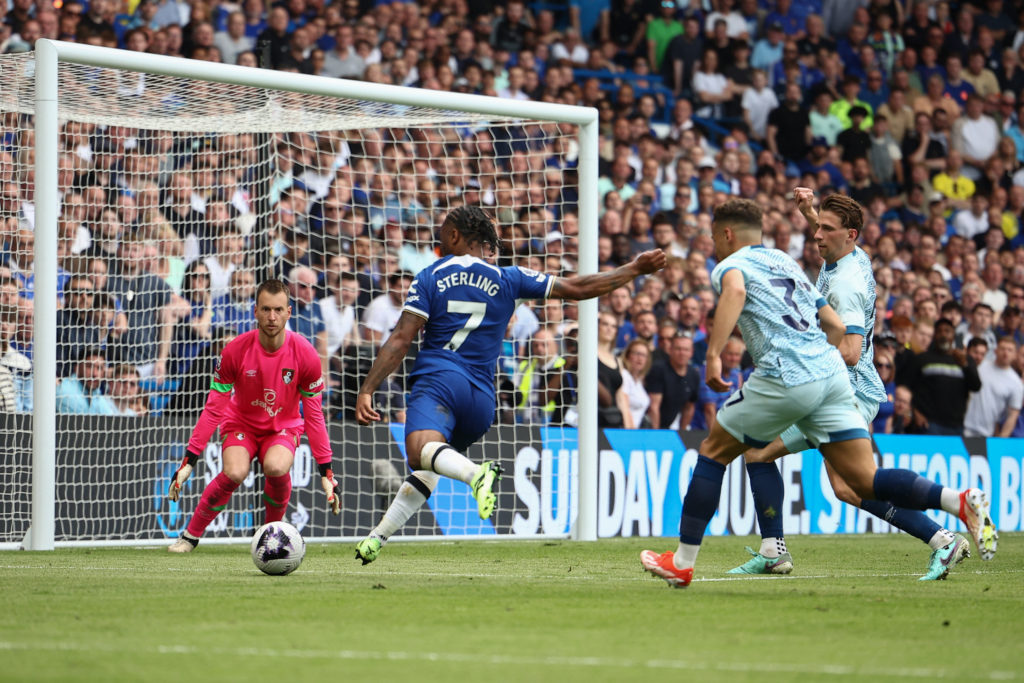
[927,528,956,550]
[674,542,700,569]
[759,536,786,558]
[939,488,961,516]
[373,472,440,539]
[426,445,480,484]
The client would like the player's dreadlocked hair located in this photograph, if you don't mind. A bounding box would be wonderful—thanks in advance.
[820,193,864,237]
[444,205,505,255]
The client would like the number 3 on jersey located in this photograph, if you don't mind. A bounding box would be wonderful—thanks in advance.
[445,300,487,351]
[769,277,810,331]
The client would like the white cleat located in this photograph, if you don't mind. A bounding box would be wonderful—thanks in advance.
[958,488,997,561]
[167,534,198,553]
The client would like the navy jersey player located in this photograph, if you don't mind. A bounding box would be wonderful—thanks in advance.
[638,199,996,589]
[354,206,666,564]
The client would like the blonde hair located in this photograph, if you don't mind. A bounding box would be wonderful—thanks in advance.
[623,338,653,377]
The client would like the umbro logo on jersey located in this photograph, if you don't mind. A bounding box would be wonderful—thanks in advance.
[246,369,257,377]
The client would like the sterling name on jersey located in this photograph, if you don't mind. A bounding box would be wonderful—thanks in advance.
[712,245,845,387]
[403,255,553,393]
[816,246,886,404]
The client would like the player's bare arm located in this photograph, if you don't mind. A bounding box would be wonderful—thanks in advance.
[356,311,426,424]
[818,304,845,347]
[837,333,864,366]
[705,268,745,393]
[550,249,667,300]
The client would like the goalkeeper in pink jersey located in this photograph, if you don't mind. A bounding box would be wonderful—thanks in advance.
[166,278,340,553]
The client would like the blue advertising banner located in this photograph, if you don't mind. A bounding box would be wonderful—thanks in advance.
[519,429,1024,539]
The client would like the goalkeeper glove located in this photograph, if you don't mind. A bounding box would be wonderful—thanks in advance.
[318,462,341,515]
[168,451,199,502]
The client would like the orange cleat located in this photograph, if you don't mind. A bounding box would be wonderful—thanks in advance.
[640,550,694,588]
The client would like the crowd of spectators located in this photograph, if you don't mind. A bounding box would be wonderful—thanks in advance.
[1,0,1023,438]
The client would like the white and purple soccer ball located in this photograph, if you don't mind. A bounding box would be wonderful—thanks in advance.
[251,521,305,575]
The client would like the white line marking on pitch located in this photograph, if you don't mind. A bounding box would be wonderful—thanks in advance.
[0,641,1016,680]
[0,564,1019,582]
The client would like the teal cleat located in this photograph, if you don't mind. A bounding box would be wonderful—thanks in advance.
[355,536,382,565]
[919,534,970,581]
[470,461,503,520]
[727,546,794,575]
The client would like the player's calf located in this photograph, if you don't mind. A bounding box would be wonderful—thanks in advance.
[819,438,877,500]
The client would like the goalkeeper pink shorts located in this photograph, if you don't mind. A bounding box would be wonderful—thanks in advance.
[221,421,305,461]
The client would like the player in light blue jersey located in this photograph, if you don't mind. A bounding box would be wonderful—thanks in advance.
[640,199,996,588]
[354,206,667,564]
[731,190,985,582]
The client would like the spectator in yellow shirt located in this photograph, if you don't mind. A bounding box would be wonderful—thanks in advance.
[932,150,975,212]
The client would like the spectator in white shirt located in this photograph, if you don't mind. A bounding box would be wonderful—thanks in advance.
[620,338,653,428]
[202,227,245,304]
[551,28,590,65]
[981,262,1009,315]
[952,94,1001,181]
[362,270,412,346]
[953,194,991,241]
[213,11,253,66]
[964,337,1024,436]
[741,70,778,140]
[320,271,361,356]
[322,24,366,79]
[498,65,531,101]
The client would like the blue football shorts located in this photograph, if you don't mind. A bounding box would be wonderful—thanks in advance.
[405,371,496,452]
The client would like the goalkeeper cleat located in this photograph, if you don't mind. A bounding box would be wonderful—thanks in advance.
[355,536,382,565]
[958,488,998,561]
[919,534,970,581]
[640,550,693,588]
[726,546,794,575]
[470,461,503,520]
[167,533,199,553]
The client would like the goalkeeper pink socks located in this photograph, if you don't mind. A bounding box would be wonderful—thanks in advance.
[263,474,292,523]
[187,472,240,538]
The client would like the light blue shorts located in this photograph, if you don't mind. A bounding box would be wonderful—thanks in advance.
[715,372,870,450]
[778,392,879,454]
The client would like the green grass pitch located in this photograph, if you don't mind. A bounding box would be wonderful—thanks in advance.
[1,534,1021,682]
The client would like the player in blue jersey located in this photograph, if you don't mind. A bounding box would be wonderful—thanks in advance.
[729,190,991,581]
[639,199,996,588]
[353,205,667,564]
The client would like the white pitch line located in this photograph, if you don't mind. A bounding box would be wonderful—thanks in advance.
[0,564,1019,583]
[0,640,1017,680]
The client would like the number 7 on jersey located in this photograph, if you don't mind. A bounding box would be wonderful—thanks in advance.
[445,300,487,351]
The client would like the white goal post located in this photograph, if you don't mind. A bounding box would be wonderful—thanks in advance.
[8,39,600,550]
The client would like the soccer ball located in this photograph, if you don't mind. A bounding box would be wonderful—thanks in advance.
[251,521,305,575]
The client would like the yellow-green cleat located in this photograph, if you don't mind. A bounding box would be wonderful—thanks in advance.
[355,536,382,565]
[470,461,503,520]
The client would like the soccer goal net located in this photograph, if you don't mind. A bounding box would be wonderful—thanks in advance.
[0,41,600,549]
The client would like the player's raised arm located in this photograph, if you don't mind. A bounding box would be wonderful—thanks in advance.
[793,186,818,231]
[355,311,426,424]
[549,249,667,300]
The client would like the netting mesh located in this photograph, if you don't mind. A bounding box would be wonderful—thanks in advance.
[0,54,582,545]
